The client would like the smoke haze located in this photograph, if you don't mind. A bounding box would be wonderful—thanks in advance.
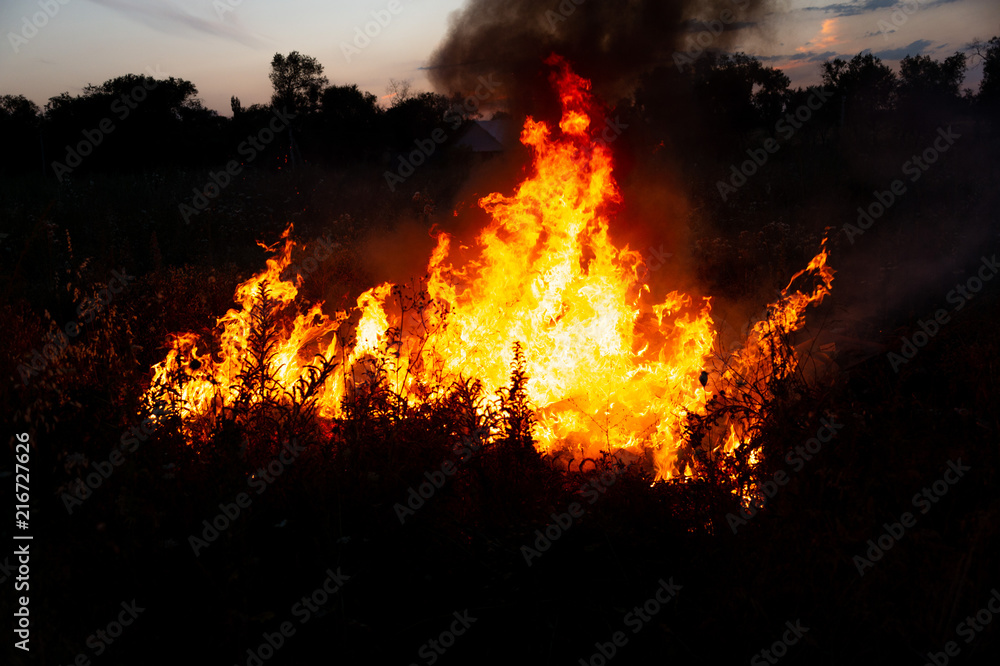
[427,0,769,111]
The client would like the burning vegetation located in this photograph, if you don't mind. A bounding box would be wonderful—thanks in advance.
[144,57,833,497]
[4,10,998,664]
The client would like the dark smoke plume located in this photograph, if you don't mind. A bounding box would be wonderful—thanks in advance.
[427,0,769,112]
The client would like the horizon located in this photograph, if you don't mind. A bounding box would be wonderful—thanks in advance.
[1,0,996,115]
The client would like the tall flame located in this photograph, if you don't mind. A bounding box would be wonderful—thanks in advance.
[146,57,834,481]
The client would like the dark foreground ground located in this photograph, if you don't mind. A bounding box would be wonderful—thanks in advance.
[2,119,1000,666]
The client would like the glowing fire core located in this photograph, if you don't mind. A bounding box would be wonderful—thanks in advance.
[146,56,833,482]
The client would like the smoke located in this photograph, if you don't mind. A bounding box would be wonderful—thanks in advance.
[427,0,770,112]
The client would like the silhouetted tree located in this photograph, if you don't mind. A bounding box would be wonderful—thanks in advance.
[688,53,790,133]
[821,52,897,123]
[896,53,966,131]
[970,36,1000,109]
[269,52,328,116]
[783,85,839,145]
[42,73,222,176]
[318,84,382,162]
[383,92,450,153]
[1,94,41,124]
[0,95,42,175]
[753,65,792,127]
[386,79,413,107]
[227,102,290,170]
[899,53,966,100]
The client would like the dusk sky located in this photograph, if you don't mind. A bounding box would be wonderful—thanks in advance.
[1,0,997,115]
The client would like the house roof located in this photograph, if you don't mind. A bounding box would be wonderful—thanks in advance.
[454,120,515,152]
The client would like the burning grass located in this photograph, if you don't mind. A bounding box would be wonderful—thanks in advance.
[142,58,833,503]
[4,56,997,666]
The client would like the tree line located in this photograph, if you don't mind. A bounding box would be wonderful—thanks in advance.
[1,40,997,180]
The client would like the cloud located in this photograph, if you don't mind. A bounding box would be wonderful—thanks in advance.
[862,28,896,37]
[759,49,846,66]
[807,50,839,61]
[803,0,963,17]
[681,19,757,33]
[765,49,835,61]
[797,17,843,52]
[86,0,266,48]
[803,0,897,17]
[874,38,933,59]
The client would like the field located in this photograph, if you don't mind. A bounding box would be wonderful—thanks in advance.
[3,80,1000,666]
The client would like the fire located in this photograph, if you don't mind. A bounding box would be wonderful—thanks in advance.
[145,56,833,482]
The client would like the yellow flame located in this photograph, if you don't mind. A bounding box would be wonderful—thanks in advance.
[145,57,834,482]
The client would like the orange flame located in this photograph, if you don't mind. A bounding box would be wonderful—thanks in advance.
[145,57,833,482]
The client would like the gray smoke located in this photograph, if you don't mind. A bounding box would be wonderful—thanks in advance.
[427,0,769,111]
